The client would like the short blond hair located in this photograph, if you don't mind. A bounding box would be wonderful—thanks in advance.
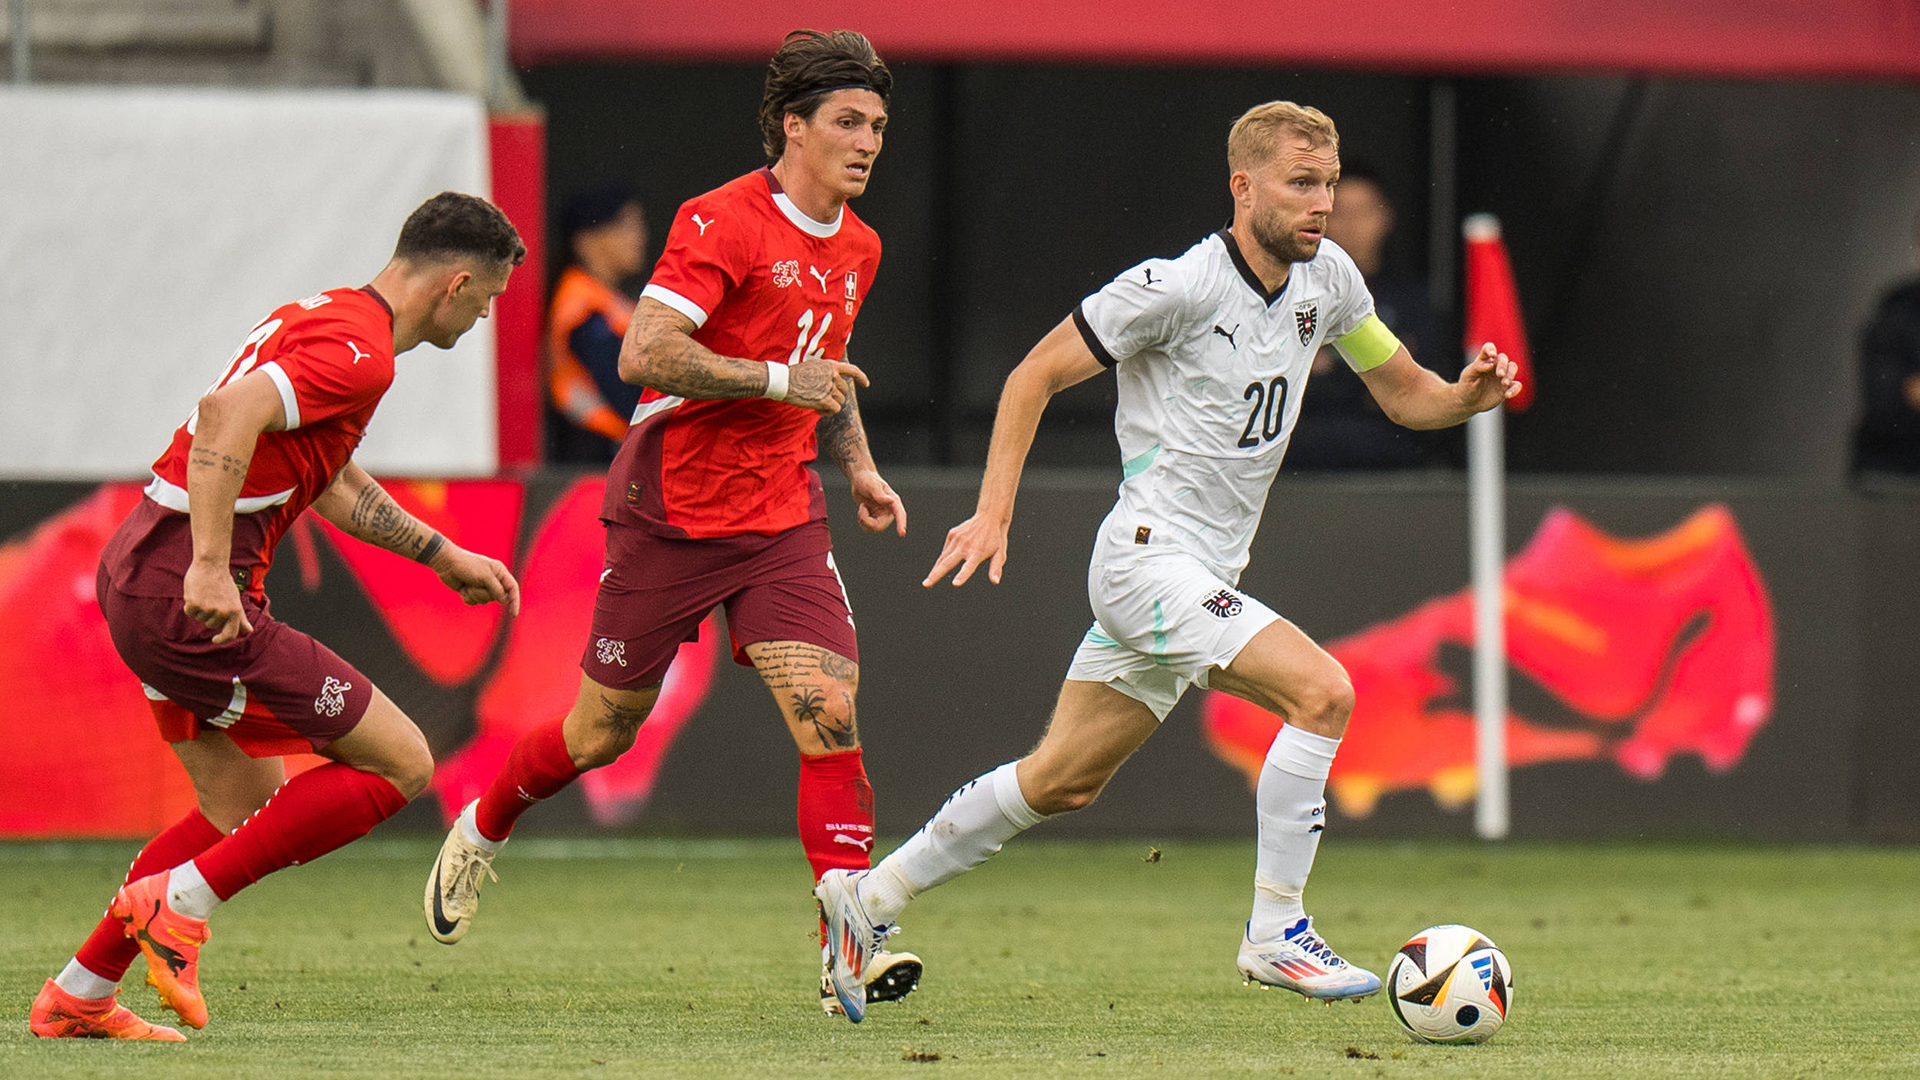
[1228,101,1339,172]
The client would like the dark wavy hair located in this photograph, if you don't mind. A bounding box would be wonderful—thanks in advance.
[758,29,892,163]
[393,191,526,267]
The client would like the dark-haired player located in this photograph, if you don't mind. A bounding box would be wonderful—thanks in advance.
[29,193,525,1041]
[425,29,920,1014]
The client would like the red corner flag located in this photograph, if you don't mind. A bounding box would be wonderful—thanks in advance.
[1462,214,1535,412]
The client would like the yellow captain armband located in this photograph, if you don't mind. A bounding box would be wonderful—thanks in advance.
[1334,314,1402,372]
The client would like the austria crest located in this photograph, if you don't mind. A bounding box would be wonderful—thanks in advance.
[1293,302,1318,346]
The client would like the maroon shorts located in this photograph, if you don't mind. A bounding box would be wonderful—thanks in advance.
[96,565,372,758]
[583,518,858,690]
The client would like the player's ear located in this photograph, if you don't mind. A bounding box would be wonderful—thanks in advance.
[1229,169,1253,206]
[784,111,807,147]
[445,268,474,301]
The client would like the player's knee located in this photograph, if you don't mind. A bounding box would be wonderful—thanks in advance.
[1028,771,1106,815]
[360,743,433,800]
[390,738,436,799]
[572,715,647,770]
[1294,669,1355,736]
[571,729,634,771]
[787,680,860,753]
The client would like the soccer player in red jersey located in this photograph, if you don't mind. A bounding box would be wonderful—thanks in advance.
[29,193,525,1041]
[424,30,921,1013]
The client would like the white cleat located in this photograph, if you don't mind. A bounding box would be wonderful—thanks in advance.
[819,946,924,1016]
[1237,917,1382,1001]
[814,869,908,1023]
[423,801,500,945]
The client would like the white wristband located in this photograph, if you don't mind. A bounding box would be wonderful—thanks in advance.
[763,361,789,402]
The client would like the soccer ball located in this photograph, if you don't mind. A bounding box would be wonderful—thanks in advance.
[1385,924,1512,1044]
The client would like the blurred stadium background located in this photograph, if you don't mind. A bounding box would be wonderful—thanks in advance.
[3,3,1920,1074]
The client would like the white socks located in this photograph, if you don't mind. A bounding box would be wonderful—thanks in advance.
[859,761,1047,925]
[1249,725,1341,942]
[460,800,506,853]
[54,958,120,1000]
[166,860,223,921]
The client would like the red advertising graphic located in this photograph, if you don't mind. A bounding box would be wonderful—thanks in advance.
[433,478,719,826]
[1,488,1775,836]
[0,479,718,838]
[0,485,200,835]
[1203,505,1775,817]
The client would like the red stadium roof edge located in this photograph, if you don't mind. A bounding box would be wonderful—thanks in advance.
[511,0,1920,82]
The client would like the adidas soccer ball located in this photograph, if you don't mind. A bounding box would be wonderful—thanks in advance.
[1385,924,1512,1044]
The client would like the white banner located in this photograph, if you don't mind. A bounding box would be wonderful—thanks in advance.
[0,86,495,478]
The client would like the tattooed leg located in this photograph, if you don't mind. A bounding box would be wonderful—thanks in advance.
[745,640,861,755]
[560,674,662,770]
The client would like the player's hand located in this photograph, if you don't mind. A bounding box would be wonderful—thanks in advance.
[1459,341,1523,412]
[183,561,254,644]
[849,469,907,536]
[787,357,869,414]
[432,544,521,616]
[923,514,1010,587]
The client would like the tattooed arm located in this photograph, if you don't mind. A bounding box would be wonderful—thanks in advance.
[815,380,873,478]
[313,462,521,615]
[181,370,288,643]
[618,298,868,415]
[816,377,907,536]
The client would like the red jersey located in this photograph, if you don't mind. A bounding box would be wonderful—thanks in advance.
[608,167,883,539]
[104,287,396,599]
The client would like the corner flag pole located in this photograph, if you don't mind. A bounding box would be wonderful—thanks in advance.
[1461,213,1534,841]
[1467,397,1508,840]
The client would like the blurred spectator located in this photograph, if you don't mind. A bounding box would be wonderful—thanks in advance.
[546,182,649,465]
[1286,164,1446,469]
[1851,211,1920,475]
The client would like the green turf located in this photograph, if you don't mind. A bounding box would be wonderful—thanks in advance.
[3,836,1917,1079]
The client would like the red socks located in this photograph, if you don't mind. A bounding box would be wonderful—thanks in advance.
[798,749,875,881]
[194,763,408,901]
[74,809,224,981]
[474,717,581,842]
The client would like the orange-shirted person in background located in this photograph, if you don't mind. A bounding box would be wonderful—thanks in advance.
[546,183,650,464]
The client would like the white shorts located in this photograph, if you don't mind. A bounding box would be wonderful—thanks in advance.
[1065,552,1280,721]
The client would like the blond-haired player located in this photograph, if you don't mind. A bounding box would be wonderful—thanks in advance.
[816,101,1520,1020]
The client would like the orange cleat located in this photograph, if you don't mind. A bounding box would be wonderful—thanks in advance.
[28,978,186,1041]
[110,871,211,1030]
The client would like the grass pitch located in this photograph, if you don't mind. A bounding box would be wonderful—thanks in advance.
[2,836,1917,1079]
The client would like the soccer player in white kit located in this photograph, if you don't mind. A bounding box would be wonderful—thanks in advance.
[816,101,1521,1021]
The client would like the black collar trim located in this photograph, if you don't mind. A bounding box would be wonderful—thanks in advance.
[359,285,395,323]
[1217,228,1288,307]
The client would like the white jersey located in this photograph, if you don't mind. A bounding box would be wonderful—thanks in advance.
[1075,230,1377,583]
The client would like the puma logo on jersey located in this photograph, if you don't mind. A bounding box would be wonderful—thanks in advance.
[1142,267,1161,287]
[832,833,875,852]
[347,340,369,364]
[1212,324,1240,350]
[808,265,835,292]
[692,214,714,234]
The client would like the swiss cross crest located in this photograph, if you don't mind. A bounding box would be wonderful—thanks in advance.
[771,260,801,289]
[1293,302,1318,346]
[314,676,351,717]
